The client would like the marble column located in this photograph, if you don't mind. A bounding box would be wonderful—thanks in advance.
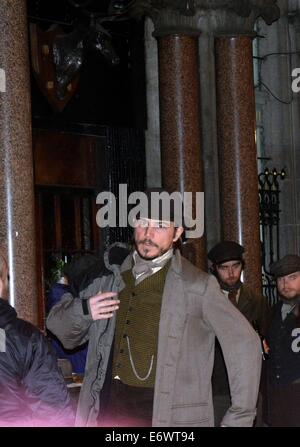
[215,35,262,291]
[206,0,280,291]
[154,17,206,270]
[131,0,280,274]
[144,18,161,188]
[0,1,38,324]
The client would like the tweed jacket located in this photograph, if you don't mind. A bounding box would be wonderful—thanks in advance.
[46,245,262,427]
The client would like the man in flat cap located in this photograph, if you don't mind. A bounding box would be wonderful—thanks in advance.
[208,241,269,426]
[47,191,262,427]
[265,254,300,426]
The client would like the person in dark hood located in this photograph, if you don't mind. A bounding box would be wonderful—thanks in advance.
[46,254,105,375]
[0,250,74,426]
[265,254,300,426]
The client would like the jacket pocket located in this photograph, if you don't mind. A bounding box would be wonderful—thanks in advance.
[171,402,210,426]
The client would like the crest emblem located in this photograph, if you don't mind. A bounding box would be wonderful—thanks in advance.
[29,23,80,112]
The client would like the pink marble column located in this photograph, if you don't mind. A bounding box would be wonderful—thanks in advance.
[215,35,261,291]
[157,34,206,270]
[0,1,38,324]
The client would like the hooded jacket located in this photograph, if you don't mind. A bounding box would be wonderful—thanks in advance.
[0,298,74,426]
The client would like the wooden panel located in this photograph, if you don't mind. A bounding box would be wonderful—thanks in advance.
[33,130,100,188]
[74,196,82,251]
[91,195,100,251]
[53,195,62,251]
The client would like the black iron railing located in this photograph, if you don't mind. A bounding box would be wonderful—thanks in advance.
[259,167,285,306]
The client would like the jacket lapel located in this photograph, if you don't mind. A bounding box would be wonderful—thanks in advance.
[153,251,187,426]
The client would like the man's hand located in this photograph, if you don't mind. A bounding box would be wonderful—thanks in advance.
[262,339,270,355]
[89,292,120,321]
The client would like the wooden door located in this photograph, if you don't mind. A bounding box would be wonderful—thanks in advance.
[33,129,104,329]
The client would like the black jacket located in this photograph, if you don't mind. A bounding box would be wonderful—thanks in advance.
[0,298,74,426]
[212,284,270,396]
[266,301,300,386]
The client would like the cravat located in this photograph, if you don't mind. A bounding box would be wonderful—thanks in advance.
[132,249,173,285]
[132,261,157,282]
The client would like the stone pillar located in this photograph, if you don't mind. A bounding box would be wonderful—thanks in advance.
[215,35,261,290]
[198,29,220,250]
[212,1,280,291]
[132,0,280,274]
[144,18,161,188]
[0,1,38,324]
[152,11,206,270]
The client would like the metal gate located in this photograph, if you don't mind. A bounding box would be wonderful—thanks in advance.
[259,167,285,306]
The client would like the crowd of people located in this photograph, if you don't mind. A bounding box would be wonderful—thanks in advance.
[1,189,300,427]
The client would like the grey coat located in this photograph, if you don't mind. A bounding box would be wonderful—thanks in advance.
[46,246,262,427]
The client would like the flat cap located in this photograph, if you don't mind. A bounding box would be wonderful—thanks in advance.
[270,254,300,278]
[207,241,244,265]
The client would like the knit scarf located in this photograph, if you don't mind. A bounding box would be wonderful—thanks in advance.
[132,249,173,285]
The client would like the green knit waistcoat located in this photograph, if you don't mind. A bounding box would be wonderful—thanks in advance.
[112,262,170,388]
